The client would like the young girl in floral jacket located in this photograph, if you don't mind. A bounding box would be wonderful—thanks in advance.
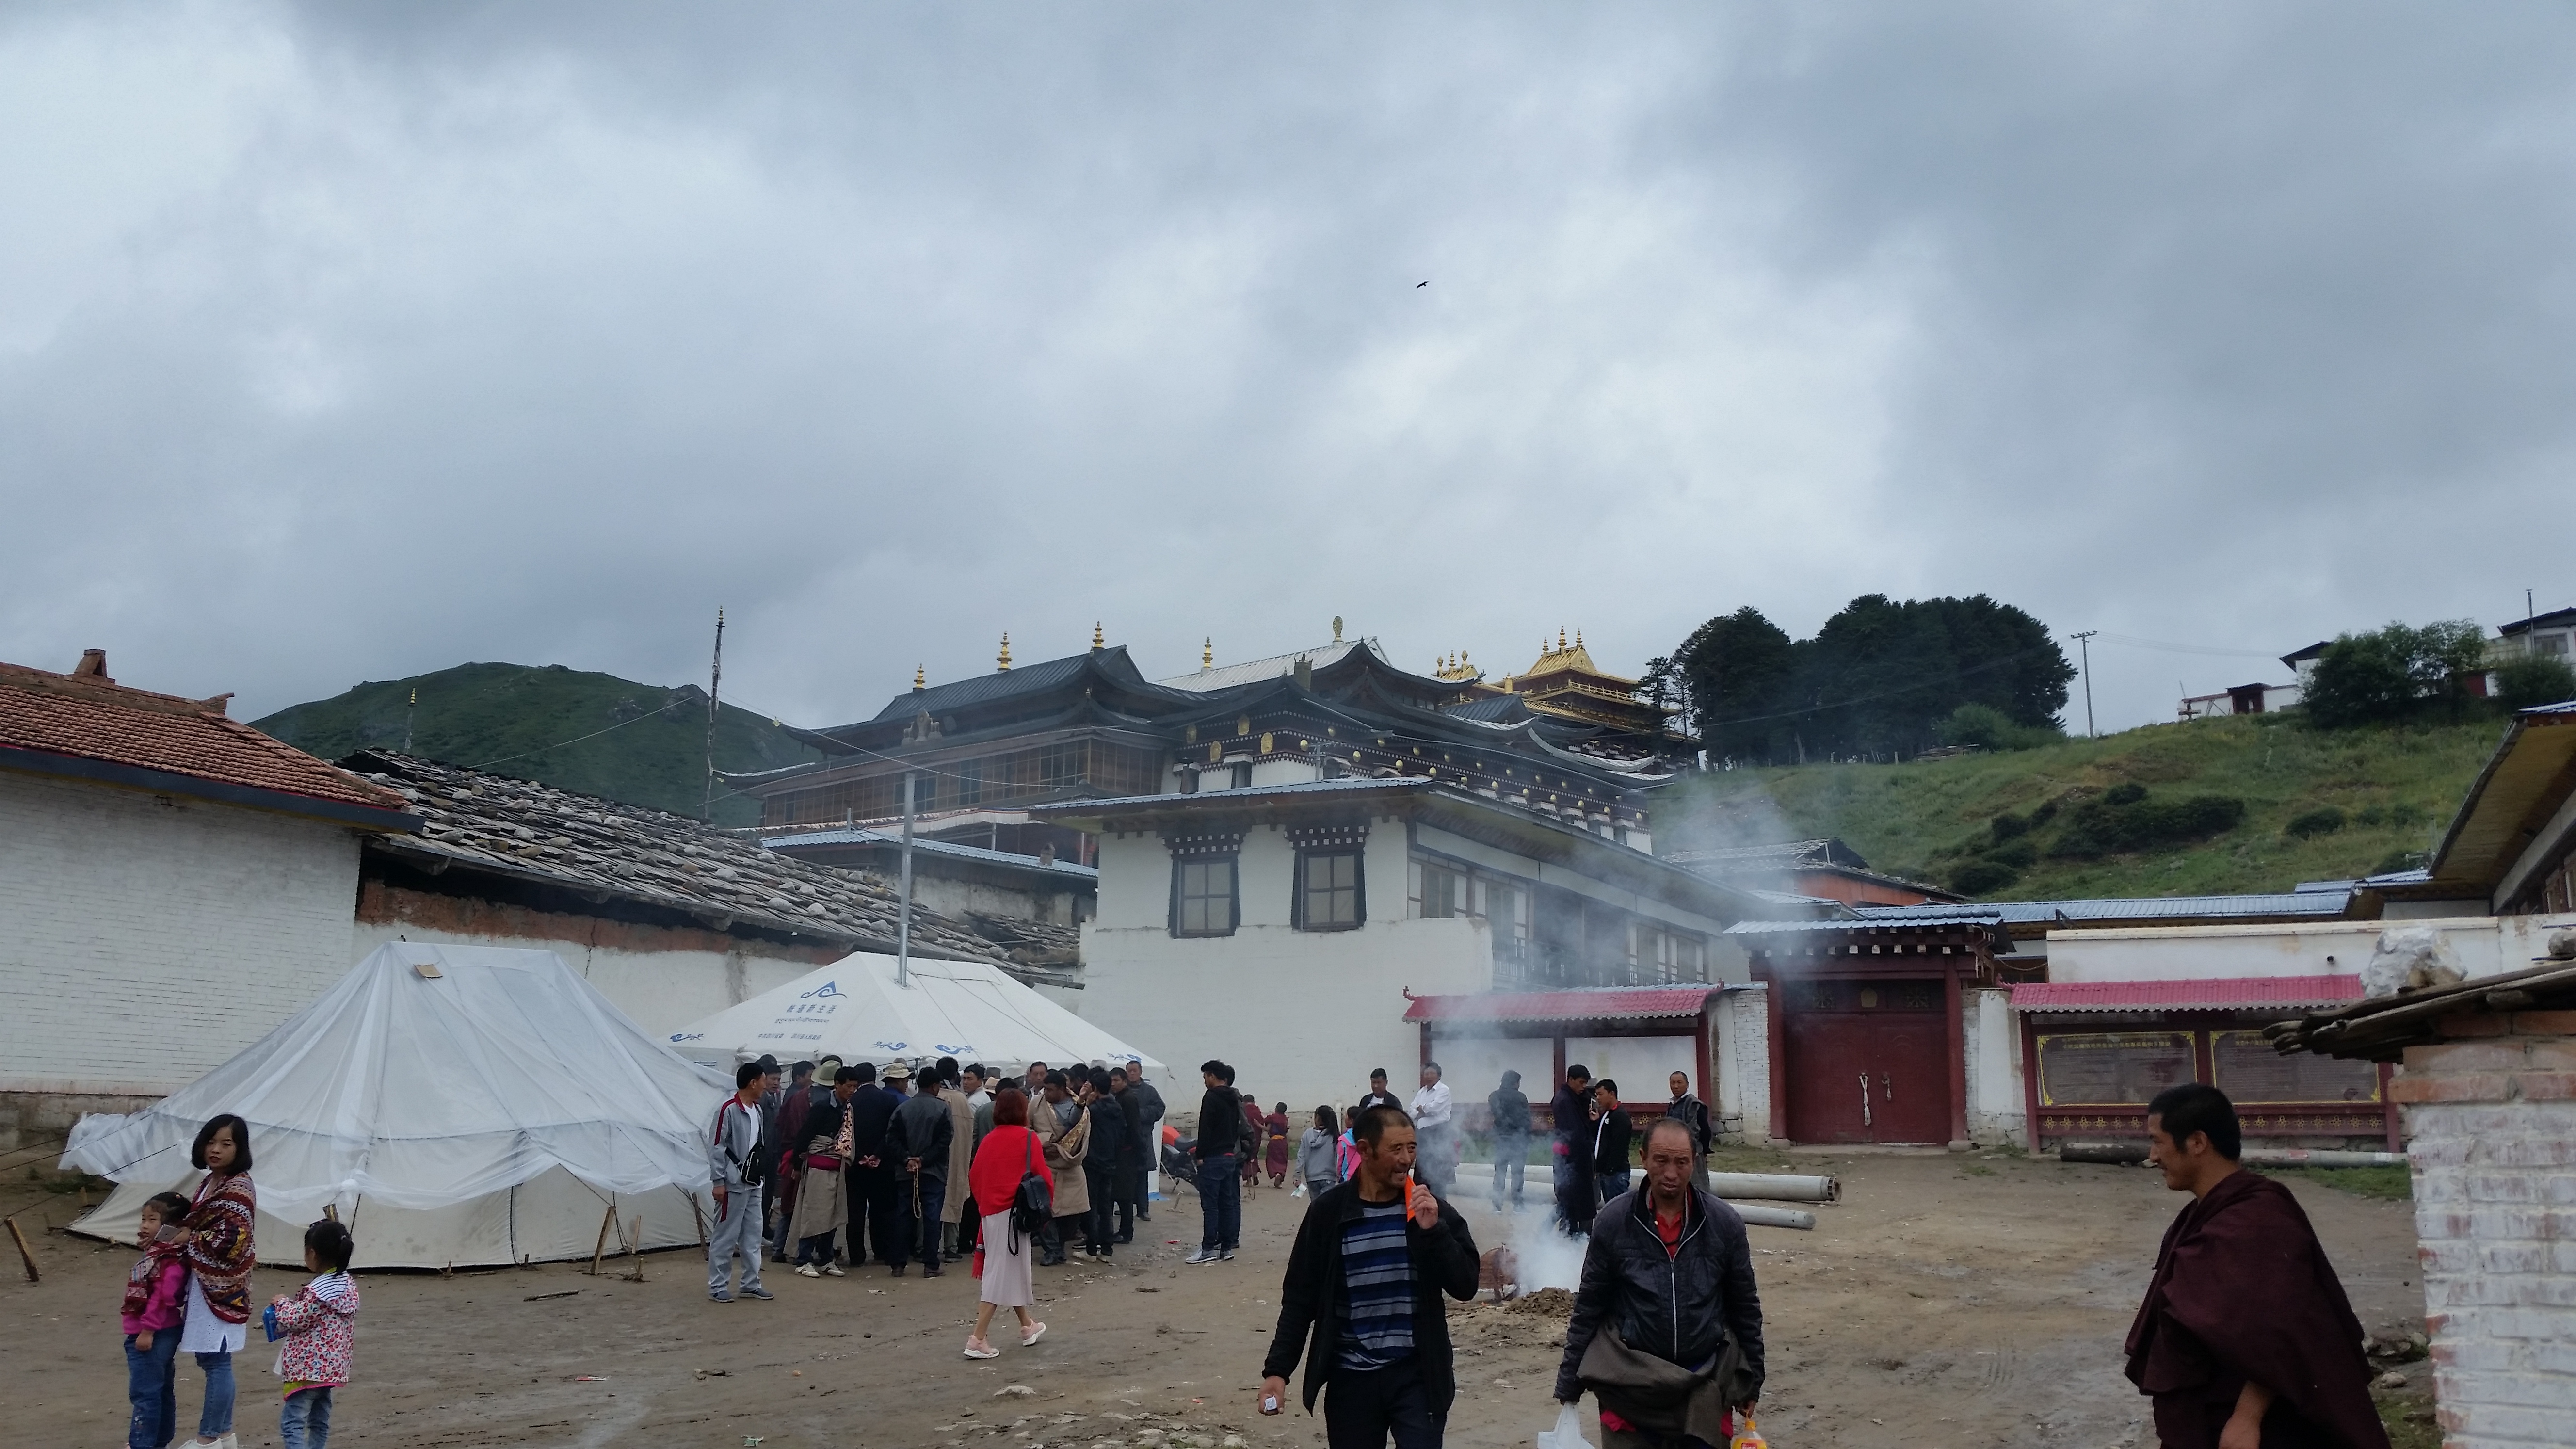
[269,1220,358,1449]
[123,1192,194,1449]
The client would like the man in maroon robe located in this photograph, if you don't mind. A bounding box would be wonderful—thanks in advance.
[2124,1083,2390,1449]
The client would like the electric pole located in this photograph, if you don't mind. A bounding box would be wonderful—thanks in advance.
[897,770,916,989]
[703,607,724,821]
[2072,630,2098,739]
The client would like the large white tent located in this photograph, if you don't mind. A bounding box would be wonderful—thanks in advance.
[63,942,730,1269]
[665,951,1164,1080]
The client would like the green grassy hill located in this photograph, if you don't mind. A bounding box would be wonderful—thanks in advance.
[1659,713,2507,900]
[254,662,821,827]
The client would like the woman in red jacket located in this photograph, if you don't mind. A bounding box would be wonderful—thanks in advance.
[964,1087,1051,1359]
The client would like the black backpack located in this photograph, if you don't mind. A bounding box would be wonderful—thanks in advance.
[1010,1133,1053,1238]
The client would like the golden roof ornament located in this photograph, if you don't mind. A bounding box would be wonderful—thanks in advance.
[1332,616,1344,643]
[913,664,926,692]
[1203,636,1214,669]
[1092,621,1106,650]
[997,633,1012,672]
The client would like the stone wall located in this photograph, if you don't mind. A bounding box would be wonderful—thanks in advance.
[2390,1009,2576,1448]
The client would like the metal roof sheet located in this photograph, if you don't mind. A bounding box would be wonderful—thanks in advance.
[1157,639,1377,692]
[1403,985,1732,1023]
[2011,975,2362,1013]
[760,829,1100,879]
[1854,892,2354,925]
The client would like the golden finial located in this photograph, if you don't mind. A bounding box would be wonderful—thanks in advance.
[1332,615,1344,643]
[1203,637,1214,669]
[997,633,1012,672]
[1092,621,1105,650]
[1558,627,1568,651]
[1575,628,1583,649]
[913,664,926,691]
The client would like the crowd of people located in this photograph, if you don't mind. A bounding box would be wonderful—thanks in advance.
[706,1049,1172,1305]
[119,1063,2392,1449]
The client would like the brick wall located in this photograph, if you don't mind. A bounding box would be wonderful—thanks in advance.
[0,770,364,1134]
[2389,1010,2576,1447]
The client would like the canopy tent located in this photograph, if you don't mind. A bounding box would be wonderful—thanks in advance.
[63,942,730,1269]
[665,951,1164,1081]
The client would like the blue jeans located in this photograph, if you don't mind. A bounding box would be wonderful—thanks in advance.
[194,1350,235,1437]
[1196,1154,1240,1250]
[279,1385,333,1449]
[124,1331,180,1449]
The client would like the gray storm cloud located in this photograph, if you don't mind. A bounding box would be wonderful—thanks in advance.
[2,2,2570,729]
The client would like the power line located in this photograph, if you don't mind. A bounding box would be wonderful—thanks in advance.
[2092,633,2282,660]
[466,698,689,770]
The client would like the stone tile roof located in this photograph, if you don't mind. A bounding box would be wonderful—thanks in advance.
[0,657,411,818]
[343,750,1015,968]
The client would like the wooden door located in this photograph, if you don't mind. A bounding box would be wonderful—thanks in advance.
[1783,980,1951,1143]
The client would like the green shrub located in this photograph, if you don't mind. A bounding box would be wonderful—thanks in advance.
[1949,859,2022,895]
[1986,839,2038,869]
[2285,806,2348,840]
[1991,810,2030,843]
[2050,789,2247,858]
[2494,656,2576,711]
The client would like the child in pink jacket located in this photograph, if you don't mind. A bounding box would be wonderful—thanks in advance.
[268,1220,358,1449]
[123,1192,193,1449]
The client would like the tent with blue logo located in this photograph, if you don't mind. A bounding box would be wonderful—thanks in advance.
[61,942,731,1268]
[664,950,1163,1082]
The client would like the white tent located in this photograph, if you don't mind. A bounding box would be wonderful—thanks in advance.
[62,942,731,1269]
[665,951,1165,1081]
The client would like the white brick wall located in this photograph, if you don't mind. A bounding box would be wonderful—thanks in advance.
[0,770,364,1097]
[1715,983,1770,1144]
[2388,1012,2576,1447]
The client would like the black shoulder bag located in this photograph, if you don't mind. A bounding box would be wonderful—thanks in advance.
[1011,1132,1053,1238]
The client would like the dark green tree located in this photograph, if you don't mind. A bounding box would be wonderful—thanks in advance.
[2303,620,2490,728]
[1674,606,1797,760]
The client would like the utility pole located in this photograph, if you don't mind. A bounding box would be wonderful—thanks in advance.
[703,607,724,822]
[897,770,916,989]
[403,688,416,753]
[2072,630,2098,739]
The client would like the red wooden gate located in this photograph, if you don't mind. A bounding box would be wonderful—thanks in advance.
[1783,979,1950,1144]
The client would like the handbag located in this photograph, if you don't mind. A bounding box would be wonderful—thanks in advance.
[1011,1132,1053,1236]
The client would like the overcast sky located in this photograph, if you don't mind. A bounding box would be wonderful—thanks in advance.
[5,2,2572,734]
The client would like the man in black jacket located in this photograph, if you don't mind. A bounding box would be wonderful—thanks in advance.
[1259,1104,1480,1448]
[1487,1070,1531,1213]
[1121,1060,1165,1227]
[1081,1068,1127,1262]
[844,1062,902,1269]
[1557,1118,1764,1448]
[1551,1064,1597,1236]
[885,1064,955,1277]
[1187,1060,1243,1265]
[1590,1079,1634,1210]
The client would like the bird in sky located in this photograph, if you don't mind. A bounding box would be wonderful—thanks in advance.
[1417,280,1429,288]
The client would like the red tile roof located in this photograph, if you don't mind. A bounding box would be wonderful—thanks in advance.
[1403,985,1728,1023]
[0,659,412,822]
[2010,975,2363,1014]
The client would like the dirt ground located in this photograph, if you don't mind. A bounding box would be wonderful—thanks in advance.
[2,1149,2429,1449]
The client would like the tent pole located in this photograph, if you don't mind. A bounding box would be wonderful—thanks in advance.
[898,770,916,989]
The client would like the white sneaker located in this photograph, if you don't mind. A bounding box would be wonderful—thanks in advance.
[796,1263,821,1278]
[1184,1248,1218,1265]
[963,1338,1001,1360]
[822,1263,846,1277]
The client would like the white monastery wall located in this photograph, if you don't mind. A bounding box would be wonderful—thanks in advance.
[1713,985,1771,1144]
[2044,917,2576,986]
[1966,986,2026,1146]
[0,771,364,1102]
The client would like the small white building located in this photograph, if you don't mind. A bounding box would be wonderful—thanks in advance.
[2176,680,2303,721]
[1035,777,1764,1115]
[0,653,419,1150]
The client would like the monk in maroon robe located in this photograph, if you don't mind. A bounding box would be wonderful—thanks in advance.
[2124,1083,2389,1449]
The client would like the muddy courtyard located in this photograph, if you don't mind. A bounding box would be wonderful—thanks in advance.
[2,1150,2425,1449]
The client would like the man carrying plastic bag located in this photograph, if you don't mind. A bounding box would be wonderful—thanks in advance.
[1552,1118,1765,1449]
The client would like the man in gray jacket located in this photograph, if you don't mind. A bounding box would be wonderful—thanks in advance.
[885,1065,956,1277]
[707,1060,775,1302]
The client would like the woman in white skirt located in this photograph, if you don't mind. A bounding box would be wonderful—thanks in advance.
[962,1088,1049,1358]
[176,1114,257,1449]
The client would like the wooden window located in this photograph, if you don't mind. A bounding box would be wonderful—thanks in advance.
[1413,861,1466,919]
[1171,856,1238,937]
[1295,849,1364,931]
[1229,761,1254,790]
